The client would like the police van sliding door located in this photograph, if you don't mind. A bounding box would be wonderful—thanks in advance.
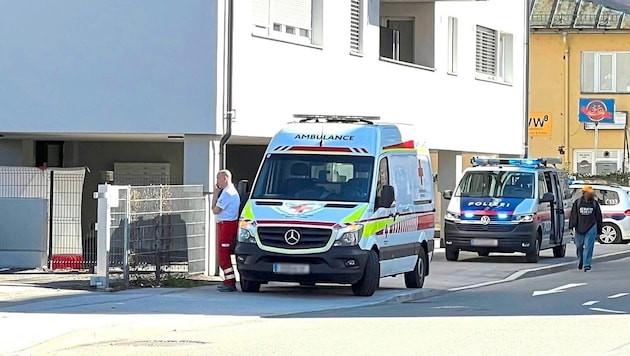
[550,172,565,244]
[537,172,554,244]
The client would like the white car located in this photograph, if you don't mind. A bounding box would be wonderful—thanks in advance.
[570,184,630,244]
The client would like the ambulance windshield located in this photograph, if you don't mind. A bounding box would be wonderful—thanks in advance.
[456,171,535,199]
[251,154,375,202]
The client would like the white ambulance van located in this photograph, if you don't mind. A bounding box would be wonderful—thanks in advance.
[235,115,435,296]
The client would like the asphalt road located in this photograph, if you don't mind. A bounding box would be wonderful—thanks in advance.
[17,258,630,356]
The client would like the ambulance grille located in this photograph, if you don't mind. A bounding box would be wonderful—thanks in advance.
[258,227,332,249]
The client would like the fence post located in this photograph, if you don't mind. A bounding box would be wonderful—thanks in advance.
[90,184,119,290]
[123,186,131,287]
[47,170,54,270]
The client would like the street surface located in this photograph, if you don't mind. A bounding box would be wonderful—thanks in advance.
[1,243,629,355]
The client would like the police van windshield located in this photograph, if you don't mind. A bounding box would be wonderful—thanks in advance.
[456,171,535,199]
[251,154,374,202]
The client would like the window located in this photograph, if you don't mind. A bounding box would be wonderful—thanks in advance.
[252,0,323,46]
[537,172,548,199]
[581,52,630,93]
[350,0,362,54]
[475,26,513,84]
[456,171,535,199]
[595,189,620,206]
[251,154,374,202]
[447,17,458,74]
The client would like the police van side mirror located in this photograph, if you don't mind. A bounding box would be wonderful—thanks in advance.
[443,190,453,200]
[541,192,554,203]
[379,185,395,209]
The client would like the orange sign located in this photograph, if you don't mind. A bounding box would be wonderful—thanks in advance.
[528,112,552,137]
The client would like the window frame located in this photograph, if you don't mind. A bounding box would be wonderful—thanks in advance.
[447,16,458,74]
[581,51,630,93]
[350,0,363,55]
[251,0,323,47]
[475,25,513,85]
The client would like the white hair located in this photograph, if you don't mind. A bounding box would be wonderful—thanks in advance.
[217,169,232,181]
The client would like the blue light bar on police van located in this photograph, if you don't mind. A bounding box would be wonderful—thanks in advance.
[471,156,562,167]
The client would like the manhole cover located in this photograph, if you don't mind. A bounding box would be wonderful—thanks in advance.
[114,340,208,347]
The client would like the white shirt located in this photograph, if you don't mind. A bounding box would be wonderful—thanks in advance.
[216,184,240,222]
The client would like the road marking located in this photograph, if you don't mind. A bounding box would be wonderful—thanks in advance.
[582,300,599,306]
[607,293,629,299]
[532,283,587,297]
[589,307,627,314]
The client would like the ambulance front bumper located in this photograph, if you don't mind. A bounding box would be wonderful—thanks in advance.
[444,220,537,253]
[235,243,369,284]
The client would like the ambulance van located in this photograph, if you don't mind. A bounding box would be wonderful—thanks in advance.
[235,115,435,296]
[442,157,572,263]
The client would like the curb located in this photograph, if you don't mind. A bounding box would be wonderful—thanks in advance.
[377,249,630,304]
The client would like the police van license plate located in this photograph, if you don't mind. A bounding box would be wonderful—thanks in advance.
[273,263,310,275]
[471,238,498,247]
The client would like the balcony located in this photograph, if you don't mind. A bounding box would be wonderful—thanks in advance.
[379,0,435,69]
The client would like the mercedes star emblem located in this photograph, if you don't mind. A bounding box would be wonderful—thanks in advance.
[284,229,301,246]
[480,216,491,225]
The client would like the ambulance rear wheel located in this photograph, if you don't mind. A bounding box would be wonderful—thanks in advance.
[445,246,459,261]
[404,246,427,289]
[240,278,261,293]
[352,250,379,297]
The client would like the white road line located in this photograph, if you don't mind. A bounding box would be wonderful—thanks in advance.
[589,307,627,314]
[607,293,629,299]
[582,301,599,306]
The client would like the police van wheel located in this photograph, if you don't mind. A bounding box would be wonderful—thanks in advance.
[240,279,261,293]
[552,244,566,258]
[404,246,427,289]
[526,237,540,263]
[352,250,380,297]
[445,246,459,261]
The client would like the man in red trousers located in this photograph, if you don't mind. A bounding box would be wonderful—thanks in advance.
[212,169,241,292]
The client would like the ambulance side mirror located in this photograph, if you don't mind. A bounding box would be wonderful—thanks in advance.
[378,185,395,209]
[541,192,554,203]
[443,190,453,200]
[237,180,250,198]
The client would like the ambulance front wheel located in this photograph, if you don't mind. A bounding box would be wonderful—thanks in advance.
[445,246,459,261]
[240,278,261,293]
[404,246,427,288]
[351,249,379,297]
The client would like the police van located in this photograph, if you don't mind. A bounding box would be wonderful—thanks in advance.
[235,115,435,296]
[442,157,572,263]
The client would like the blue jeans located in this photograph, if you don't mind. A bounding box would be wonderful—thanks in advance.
[574,225,597,268]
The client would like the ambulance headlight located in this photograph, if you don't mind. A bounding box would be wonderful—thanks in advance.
[513,214,534,223]
[238,221,256,243]
[334,225,363,246]
[445,211,461,222]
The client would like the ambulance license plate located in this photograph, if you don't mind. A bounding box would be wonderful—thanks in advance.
[471,238,498,247]
[273,263,310,275]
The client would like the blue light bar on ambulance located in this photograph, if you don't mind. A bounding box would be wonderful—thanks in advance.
[471,156,562,167]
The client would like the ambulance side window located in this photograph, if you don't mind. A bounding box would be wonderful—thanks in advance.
[376,157,389,209]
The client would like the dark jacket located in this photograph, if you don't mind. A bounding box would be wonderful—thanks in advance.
[569,197,603,234]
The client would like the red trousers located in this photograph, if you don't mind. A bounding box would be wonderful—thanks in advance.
[218,220,238,286]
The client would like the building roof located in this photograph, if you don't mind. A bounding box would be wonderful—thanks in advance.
[530,0,630,30]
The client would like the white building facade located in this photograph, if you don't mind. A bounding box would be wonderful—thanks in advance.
[0,0,527,251]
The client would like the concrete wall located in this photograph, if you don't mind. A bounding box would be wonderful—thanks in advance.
[0,141,23,166]
[529,32,630,171]
[230,0,526,155]
[0,0,221,134]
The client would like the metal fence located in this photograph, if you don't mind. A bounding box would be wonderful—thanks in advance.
[106,185,208,287]
[0,167,87,271]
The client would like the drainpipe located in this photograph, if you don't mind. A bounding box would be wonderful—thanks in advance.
[219,0,235,170]
[522,0,530,158]
[562,32,570,171]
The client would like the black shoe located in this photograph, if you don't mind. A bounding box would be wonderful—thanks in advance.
[578,261,583,270]
[218,285,237,292]
[584,266,591,272]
